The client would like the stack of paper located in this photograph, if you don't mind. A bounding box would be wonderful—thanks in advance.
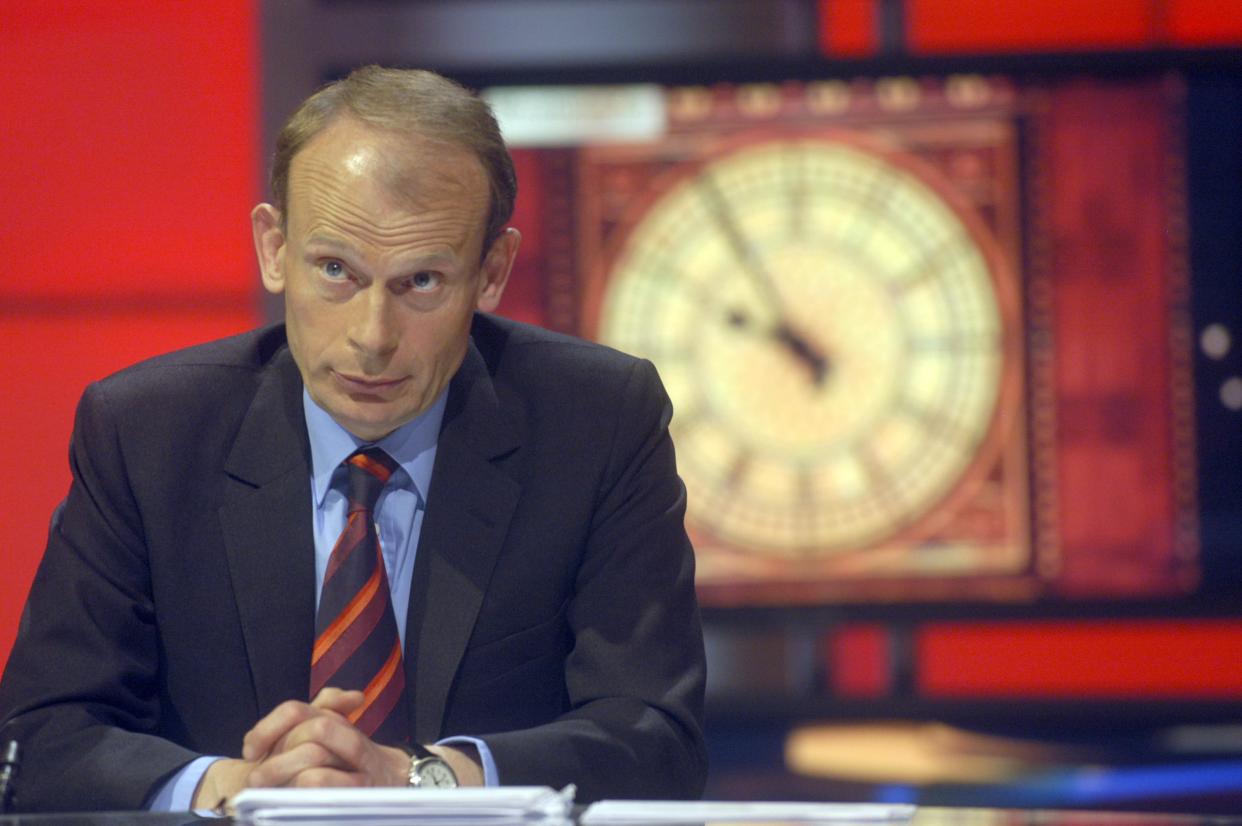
[581,800,915,824]
[231,785,575,825]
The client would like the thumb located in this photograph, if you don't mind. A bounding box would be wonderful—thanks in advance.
[310,687,367,715]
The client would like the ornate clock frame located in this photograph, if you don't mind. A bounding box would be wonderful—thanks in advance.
[519,74,1197,607]
[560,77,1034,604]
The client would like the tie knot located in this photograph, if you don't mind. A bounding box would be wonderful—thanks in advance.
[344,447,399,511]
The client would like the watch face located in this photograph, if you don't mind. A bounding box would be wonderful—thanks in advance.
[597,136,1017,557]
[413,758,458,788]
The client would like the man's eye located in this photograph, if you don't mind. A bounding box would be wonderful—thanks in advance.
[322,260,346,279]
[411,271,441,291]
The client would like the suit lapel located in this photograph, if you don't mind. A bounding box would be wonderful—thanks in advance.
[210,323,522,736]
[406,335,521,742]
[218,346,317,716]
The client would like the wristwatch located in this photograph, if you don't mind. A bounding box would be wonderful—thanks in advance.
[405,744,458,788]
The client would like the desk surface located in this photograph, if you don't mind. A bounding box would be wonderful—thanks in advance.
[0,809,1236,826]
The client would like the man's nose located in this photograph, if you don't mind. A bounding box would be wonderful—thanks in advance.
[348,288,400,363]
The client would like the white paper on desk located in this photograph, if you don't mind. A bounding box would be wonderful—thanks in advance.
[232,785,574,825]
[580,800,915,824]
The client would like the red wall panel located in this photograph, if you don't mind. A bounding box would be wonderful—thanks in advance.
[817,0,878,58]
[908,0,1156,53]
[919,621,1242,697]
[1039,80,1189,596]
[1167,0,1242,45]
[827,624,892,699]
[0,0,260,670]
[820,0,1242,55]
[3,1,258,301]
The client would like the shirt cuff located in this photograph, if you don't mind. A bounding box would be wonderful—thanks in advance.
[436,736,499,786]
[146,755,221,811]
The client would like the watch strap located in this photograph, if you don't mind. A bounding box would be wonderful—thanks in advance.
[403,743,436,760]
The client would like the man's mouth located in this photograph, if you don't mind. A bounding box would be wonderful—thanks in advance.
[332,371,408,395]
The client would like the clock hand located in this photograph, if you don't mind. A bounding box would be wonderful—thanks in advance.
[726,308,830,386]
[696,175,832,386]
[773,323,830,386]
[697,173,789,319]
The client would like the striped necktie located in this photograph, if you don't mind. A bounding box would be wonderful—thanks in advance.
[310,447,409,745]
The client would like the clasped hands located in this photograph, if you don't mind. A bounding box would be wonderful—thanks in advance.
[192,687,482,810]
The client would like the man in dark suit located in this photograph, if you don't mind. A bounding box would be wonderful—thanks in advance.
[0,66,706,811]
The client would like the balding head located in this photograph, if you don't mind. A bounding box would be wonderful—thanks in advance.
[269,66,516,251]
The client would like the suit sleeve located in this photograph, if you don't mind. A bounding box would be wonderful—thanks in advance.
[0,383,200,811]
[481,358,708,801]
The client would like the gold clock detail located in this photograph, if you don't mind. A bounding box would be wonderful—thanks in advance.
[596,137,1018,557]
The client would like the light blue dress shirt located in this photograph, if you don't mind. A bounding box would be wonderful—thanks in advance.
[150,388,497,810]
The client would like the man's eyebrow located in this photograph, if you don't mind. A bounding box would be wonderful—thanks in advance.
[403,250,457,269]
[305,235,352,252]
[304,235,459,270]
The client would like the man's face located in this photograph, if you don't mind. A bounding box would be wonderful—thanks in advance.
[252,118,518,441]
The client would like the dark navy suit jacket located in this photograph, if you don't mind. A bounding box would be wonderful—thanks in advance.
[0,314,707,811]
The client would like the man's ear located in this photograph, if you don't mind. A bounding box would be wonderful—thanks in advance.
[252,203,287,295]
[476,228,521,313]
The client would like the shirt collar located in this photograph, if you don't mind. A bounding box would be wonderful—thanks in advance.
[303,388,447,508]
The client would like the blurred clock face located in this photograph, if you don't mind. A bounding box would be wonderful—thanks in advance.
[597,137,1011,555]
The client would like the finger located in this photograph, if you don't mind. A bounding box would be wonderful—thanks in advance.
[246,741,342,788]
[243,700,319,762]
[292,766,367,788]
[272,712,372,772]
[279,714,409,786]
[310,687,366,714]
[268,703,349,758]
